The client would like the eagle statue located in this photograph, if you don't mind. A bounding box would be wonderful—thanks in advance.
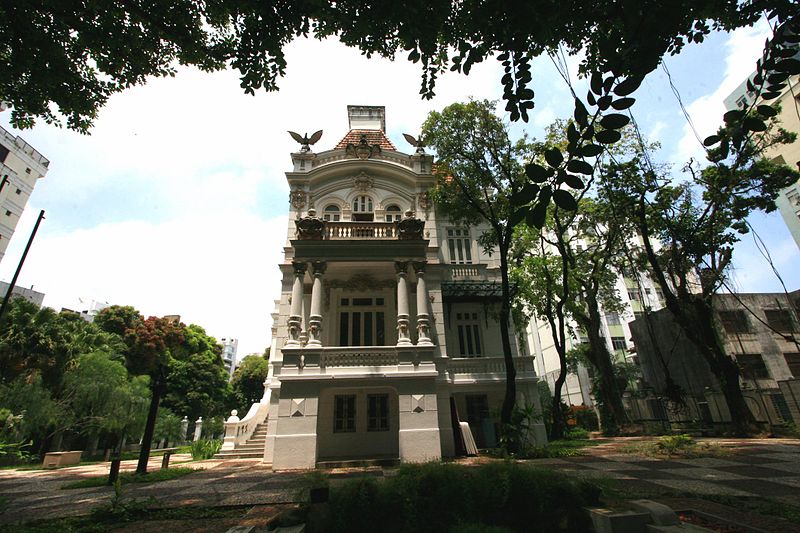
[288,130,323,152]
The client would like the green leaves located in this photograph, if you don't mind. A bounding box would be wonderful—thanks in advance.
[580,144,604,157]
[567,160,593,175]
[527,198,548,229]
[553,189,578,211]
[600,113,630,129]
[756,105,777,117]
[545,148,564,167]
[510,183,540,205]
[703,134,720,147]
[611,98,635,110]
[526,163,551,183]
[775,58,800,74]
[613,76,643,96]
[595,129,621,144]
[742,116,767,132]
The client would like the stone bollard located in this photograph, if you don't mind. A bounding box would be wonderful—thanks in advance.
[181,416,189,443]
[193,417,203,441]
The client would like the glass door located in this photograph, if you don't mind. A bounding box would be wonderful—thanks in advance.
[338,296,387,346]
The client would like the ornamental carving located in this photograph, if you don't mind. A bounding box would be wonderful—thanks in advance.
[346,134,382,160]
[352,172,374,192]
[416,191,432,214]
[323,274,395,306]
[289,188,307,209]
[295,210,324,240]
[398,211,425,240]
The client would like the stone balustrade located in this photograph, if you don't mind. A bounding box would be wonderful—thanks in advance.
[447,356,536,376]
[321,348,400,368]
[325,221,397,240]
[221,401,270,451]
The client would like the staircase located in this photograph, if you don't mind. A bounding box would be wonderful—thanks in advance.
[214,422,268,459]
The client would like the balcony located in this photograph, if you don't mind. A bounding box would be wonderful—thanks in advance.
[446,356,537,384]
[325,221,397,240]
[278,345,437,379]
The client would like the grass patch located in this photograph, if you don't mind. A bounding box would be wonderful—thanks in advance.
[689,495,800,525]
[299,462,602,532]
[620,434,729,458]
[61,466,199,489]
[486,438,603,459]
[10,505,249,532]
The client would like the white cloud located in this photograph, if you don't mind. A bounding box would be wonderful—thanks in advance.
[0,36,503,356]
[673,21,771,165]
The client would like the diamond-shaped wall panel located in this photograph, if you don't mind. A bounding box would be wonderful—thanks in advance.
[291,398,306,417]
[412,394,425,413]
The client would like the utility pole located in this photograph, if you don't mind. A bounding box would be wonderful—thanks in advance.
[0,209,45,325]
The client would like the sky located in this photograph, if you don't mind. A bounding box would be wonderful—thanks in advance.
[1,18,798,358]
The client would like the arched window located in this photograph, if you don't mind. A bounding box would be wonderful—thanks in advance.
[352,195,374,221]
[385,205,402,222]
[323,204,341,222]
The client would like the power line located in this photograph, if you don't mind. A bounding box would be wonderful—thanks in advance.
[661,61,707,152]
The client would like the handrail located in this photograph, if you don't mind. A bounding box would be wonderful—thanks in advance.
[325,221,398,239]
[448,356,536,374]
[221,400,269,451]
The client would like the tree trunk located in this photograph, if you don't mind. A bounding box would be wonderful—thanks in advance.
[550,359,568,441]
[671,298,757,436]
[579,291,629,434]
[498,243,518,450]
[137,377,163,474]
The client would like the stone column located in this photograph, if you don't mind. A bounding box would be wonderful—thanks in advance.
[180,416,189,442]
[286,262,307,346]
[299,297,308,346]
[193,417,203,441]
[396,261,412,346]
[414,261,433,346]
[307,261,327,347]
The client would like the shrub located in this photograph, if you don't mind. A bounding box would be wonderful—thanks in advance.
[190,438,221,460]
[564,427,590,440]
[323,462,597,533]
[655,434,693,455]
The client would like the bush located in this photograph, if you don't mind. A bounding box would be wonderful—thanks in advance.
[564,427,590,440]
[190,438,221,460]
[323,462,598,533]
[655,434,693,455]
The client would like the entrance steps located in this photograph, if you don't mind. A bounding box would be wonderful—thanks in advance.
[214,423,268,459]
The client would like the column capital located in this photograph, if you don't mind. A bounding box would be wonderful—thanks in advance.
[395,261,409,275]
[412,260,427,275]
[292,261,308,275]
[311,260,327,276]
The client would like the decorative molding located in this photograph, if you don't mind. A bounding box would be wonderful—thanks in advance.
[291,398,306,417]
[412,394,425,413]
[346,134,382,160]
[416,191,431,215]
[323,274,395,306]
[289,188,307,209]
[352,171,374,192]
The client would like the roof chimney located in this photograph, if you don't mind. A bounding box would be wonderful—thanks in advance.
[347,105,386,131]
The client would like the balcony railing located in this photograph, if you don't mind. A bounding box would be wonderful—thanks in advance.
[448,356,535,375]
[325,221,397,240]
[321,347,399,367]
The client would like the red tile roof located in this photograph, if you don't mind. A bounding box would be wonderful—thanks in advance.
[335,129,397,151]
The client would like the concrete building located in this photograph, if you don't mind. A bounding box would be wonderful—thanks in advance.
[0,281,44,307]
[629,290,800,426]
[221,105,545,468]
[724,72,800,248]
[221,337,239,378]
[0,125,49,263]
[525,234,666,410]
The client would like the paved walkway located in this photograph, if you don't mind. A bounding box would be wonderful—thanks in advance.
[1,438,799,529]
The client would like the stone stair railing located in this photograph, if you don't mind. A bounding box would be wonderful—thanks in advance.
[221,401,270,451]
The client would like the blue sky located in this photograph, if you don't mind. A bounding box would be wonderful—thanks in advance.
[1,19,798,356]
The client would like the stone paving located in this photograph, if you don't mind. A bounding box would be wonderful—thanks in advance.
[1,438,799,529]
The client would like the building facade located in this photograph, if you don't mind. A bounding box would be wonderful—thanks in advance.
[0,125,49,263]
[0,281,44,307]
[221,337,239,378]
[222,106,545,468]
[629,291,800,426]
[725,72,800,248]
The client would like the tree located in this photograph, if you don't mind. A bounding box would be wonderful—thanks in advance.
[231,354,270,410]
[422,99,534,444]
[122,316,184,474]
[599,114,799,434]
[162,325,230,421]
[2,2,791,132]
[95,305,144,337]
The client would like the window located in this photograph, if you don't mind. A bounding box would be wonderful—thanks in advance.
[645,288,653,296]
[605,312,621,325]
[339,297,386,346]
[385,205,402,222]
[633,311,644,321]
[627,288,641,301]
[0,145,9,162]
[352,195,374,221]
[719,310,749,334]
[25,168,31,174]
[334,395,356,433]
[456,312,483,356]
[736,354,770,380]
[14,188,20,195]
[447,228,473,264]
[785,353,800,378]
[4,210,10,217]
[323,204,340,222]
[765,309,796,333]
[611,337,627,351]
[655,287,665,301]
[367,394,389,431]
[735,95,748,109]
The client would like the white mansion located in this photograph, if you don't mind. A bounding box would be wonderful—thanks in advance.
[222,106,545,469]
